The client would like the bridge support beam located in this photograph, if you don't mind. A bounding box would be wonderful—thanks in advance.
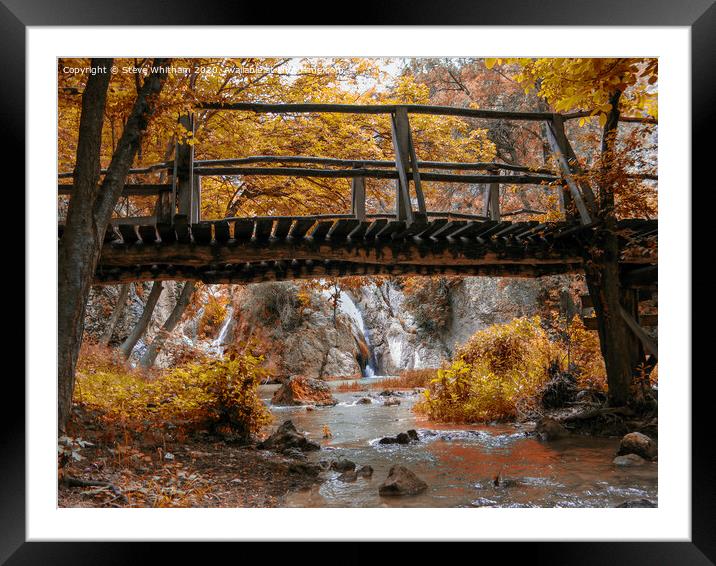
[391,106,426,225]
[174,114,196,222]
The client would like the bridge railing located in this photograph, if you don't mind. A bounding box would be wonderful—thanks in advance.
[58,102,657,229]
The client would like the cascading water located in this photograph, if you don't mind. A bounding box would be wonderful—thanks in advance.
[330,290,378,377]
[210,306,234,357]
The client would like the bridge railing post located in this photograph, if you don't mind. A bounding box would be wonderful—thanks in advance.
[483,167,501,221]
[175,114,195,222]
[350,166,366,221]
[391,106,427,225]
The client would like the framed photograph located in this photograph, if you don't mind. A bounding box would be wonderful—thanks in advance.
[9,0,710,562]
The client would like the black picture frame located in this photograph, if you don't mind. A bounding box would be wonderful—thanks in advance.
[7,0,710,563]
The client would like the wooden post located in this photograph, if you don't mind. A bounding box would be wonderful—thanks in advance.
[351,174,366,221]
[192,174,201,223]
[156,190,173,225]
[391,107,415,225]
[487,170,501,221]
[175,114,194,220]
[545,114,598,225]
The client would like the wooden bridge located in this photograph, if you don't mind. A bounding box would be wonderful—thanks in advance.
[58,102,657,290]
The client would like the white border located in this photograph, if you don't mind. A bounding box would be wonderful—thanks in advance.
[27,26,691,541]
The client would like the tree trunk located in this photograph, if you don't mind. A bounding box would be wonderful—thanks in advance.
[581,89,635,407]
[119,281,164,360]
[99,283,131,347]
[57,58,171,432]
[57,59,112,433]
[140,281,196,368]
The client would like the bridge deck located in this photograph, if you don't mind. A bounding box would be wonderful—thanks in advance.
[59,216,656,285]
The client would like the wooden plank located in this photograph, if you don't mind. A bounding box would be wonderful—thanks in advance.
[176,114,195,218]
[109,216,156,226]
[232,219,255,241]
[376,220,405,240]
[308,220,334,241]
[273,218,293,240]
[401,107,426,215]
[213,220,231,243]
[58,184,172,196]
[287,218,315,240]
[254,218,273,241]
[138,225,158,244]
[117,224,139,244]
[392,219,429,240]
[480,221,512,239]
[416,218,448,239]
[431,220,467,239]
[156,222,176,244]
[174,215,191,244]
[327,219,360,241]
[363,218,388,240]
[192,223,213,245]
[620,307,658,358]
[347,221,371,240]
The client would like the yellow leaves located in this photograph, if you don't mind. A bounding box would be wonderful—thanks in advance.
[484,58,498,70]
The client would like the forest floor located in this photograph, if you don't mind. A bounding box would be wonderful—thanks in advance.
[58,407,323,508]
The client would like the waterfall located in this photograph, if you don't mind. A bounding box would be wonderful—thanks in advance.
[331,290,378,377]
[210,306,234,356]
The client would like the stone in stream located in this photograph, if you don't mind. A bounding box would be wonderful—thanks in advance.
[383,397,401,407]
[378,465,428,496]
[617,432,657,460]
[338,470,358,482]
[257,420,320,453]
[613,453,647,467]
[271,375,338,407]
[330,458,356,472]
[396,432,410,444]
[616,499,657,508]
[357,465,374,478]
[535,417,568,440]
[378,436,398,445]
[356,397,372,405]
[407,429,419,441]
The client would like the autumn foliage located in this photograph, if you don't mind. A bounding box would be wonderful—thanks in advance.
[75,345,271,442]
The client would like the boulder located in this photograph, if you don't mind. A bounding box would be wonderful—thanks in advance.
[356,397,372,405]
[338,470,358,482]
[535,417,568,440]
[378,465,428,496]
[383,398,401,407]
[407,429,419,441]
[271,376,338,407]
[330,458,356,472]
[616,499,657,508]
[378,436,398,445]
[257,420,321,453]
[613,453,647,467]
[396,432,410,444]
[357,465,374,478]
[617,432,657,460]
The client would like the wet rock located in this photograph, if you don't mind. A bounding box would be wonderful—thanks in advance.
[257,420,321,453]
[616,499,657,508]
[379,390,395,397]
[378,465,428,496]
[338,470,358,482]
[318,459,331,470]
[613,453,647,467]
[330,458,356,472]
[357,465,373,478]
[271,376,338,407]
[407,429,419,441]
[617,432,657,460]
[383,398,401,406]
[396,432,410,444]
[378,436,398,445]
[283,448,308,461]
[535,417,568,440]
[356,397,372,405]
[287,462,323,478]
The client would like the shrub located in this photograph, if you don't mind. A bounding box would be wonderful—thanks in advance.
[414,317,560,422]
[198,295,228,338]
[75,353,271,442]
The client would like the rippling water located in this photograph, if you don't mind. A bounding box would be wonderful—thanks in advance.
[259,379,658,508]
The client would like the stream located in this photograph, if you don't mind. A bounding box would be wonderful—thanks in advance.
[259,377,658,508]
